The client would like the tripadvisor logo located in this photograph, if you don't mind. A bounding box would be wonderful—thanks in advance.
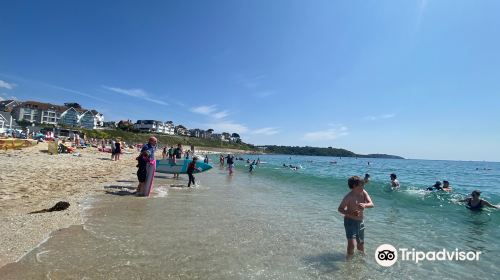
[375,244,481,267]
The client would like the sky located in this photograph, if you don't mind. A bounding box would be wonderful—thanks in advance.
[1,0,499,161]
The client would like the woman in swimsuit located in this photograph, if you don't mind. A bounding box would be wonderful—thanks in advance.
[459,190,498,210]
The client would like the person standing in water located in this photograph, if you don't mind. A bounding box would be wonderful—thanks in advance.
[173,143,183,179]
[390,173,400,189]
[187,157,200,187]
[138,136,157,196]
[338,176,374,259]
[226,154,234,175]
[459,190,498,210]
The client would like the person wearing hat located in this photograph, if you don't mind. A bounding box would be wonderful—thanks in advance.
[459,190,498,211]
[187,156,201,188]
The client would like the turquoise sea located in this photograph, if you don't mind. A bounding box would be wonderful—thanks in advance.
[2,155,499,279]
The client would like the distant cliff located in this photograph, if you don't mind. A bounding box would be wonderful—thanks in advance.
[263,145,403,159]
[359,154,404,159]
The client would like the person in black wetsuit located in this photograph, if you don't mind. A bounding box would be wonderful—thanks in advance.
[459,190,498,210]
[187,157,200,187]
[136,150,150,194]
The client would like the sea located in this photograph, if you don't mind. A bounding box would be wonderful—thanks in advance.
[1,155,499,280]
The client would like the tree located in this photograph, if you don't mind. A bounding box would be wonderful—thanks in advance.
[207,128,214,134]
[64,103,82,109]
[231,133,240,138]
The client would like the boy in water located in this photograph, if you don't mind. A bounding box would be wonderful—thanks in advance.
[390,173,400,189]
[338,176,374,259]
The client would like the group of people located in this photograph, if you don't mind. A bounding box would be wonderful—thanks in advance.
[136,138,204,195]
[339,173,498,260]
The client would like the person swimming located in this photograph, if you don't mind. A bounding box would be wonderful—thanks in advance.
[442,180,452,192]
[459,190,498,211]
[426,181,443,191]
[390,173,400,189]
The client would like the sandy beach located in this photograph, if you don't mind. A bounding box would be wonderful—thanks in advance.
[0,142,252,269]
[0,142,137,268]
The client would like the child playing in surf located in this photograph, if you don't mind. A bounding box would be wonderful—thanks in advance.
[338,176,374,259]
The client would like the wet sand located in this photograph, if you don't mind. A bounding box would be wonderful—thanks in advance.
[0,142,137,267]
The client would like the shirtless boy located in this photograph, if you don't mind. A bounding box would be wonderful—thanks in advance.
[338,176,374,259]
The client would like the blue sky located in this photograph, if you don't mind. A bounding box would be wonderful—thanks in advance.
[1,0,499,161]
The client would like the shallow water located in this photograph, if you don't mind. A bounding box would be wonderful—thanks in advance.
[2,156,499,279]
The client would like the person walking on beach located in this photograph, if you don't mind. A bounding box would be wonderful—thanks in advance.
[173,143,183,179]
[138,136,157,196]
[168,146,174,159]
[113,140,121,161]
[187,157,201,187]
[111,139,116,159]
[162,146,167,159]
[338,176,374,259]
[390,173,400,189]
[459,190,498,210]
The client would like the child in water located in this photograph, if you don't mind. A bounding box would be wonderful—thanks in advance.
[338,176,374,259]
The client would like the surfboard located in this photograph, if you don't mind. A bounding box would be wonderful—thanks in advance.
[143,160,156,197]
[155,159,212,174]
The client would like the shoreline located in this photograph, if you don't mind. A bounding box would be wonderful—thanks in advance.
[0,142,138,268]
[0,143,249,269]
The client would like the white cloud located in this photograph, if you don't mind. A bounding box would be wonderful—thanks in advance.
[204,121,249,134]
[102,86,168,106]
[213,110,229,119]
[0,80,16,90]
[0,96,3,101]
[191,105,217,115]
[191,105,230,120]
[365,114,396,121]
[252,127,279,135]
[49,85,107,102]
[303,127,349,141]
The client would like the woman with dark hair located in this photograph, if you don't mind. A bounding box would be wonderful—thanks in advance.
[459,190,498,211]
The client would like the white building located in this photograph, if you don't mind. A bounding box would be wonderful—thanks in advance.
[0,112,16,134]
[134,120,164,133]
[164,121,175,135]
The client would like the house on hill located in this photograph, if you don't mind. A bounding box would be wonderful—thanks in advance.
[79,111,97,129]
[0,111,18,134]
[59,107,80,127]
[0,100,21,112]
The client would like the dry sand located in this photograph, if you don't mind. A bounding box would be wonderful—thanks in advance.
[0,142,137,268]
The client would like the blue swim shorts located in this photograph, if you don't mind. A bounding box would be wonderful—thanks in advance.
[344,217,365,243]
